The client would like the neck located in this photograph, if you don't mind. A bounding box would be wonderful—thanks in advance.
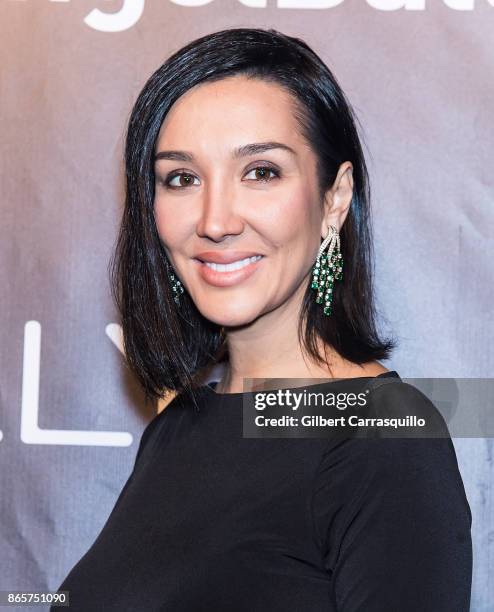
[213,283,372,394]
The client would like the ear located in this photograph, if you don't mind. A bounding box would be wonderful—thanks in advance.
[320,161,354,238]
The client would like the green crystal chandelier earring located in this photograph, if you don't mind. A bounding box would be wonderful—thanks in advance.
[166,259,184,304]
[310,224,343,316]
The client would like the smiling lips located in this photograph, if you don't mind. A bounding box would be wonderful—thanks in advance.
[193,251,265,287]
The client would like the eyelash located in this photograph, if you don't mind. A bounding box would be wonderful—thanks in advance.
[161,165,281,190]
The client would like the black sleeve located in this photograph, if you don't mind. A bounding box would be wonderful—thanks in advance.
[311,382,472,611]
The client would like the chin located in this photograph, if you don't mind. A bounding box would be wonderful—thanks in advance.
[195,299,265,329]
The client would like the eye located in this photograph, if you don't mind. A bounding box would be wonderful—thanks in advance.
[243,165,281,183]
[165,171,200,189]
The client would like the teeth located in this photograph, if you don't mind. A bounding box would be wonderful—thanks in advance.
[204,255,262,272]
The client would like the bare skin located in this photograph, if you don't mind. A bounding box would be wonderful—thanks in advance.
[153,75,388,394]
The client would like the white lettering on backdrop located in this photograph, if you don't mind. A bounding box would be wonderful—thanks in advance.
[13,321,134,447]
[30,0,493,33]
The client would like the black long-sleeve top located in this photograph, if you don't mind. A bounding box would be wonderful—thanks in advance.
[53,371,472,611]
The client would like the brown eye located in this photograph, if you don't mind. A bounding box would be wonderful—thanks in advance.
[244,166,280,182]
[166,172,200,189]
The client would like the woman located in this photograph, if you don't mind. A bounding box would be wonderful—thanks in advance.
[53,27,472,610]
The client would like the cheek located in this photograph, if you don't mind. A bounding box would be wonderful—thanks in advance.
[268,185,320,254]
[153,199,165,232]
[153,199,185,247]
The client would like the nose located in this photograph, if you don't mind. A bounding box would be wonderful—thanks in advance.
[195,178,245,242]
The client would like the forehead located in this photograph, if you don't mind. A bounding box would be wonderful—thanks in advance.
[156,75,307,150]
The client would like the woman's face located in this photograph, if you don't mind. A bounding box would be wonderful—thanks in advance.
[153,75,351,328]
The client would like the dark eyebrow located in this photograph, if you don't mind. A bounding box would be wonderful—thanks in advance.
[153,141,297,163]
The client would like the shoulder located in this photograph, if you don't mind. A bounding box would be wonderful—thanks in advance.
[133,410,166,467]
[358,361,390,376]
[311,382,472,564]
[133,392,187,466]
[365,376,450,436]
[133,385,209,466]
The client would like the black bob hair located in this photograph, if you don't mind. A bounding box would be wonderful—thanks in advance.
[109,27,396,407]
